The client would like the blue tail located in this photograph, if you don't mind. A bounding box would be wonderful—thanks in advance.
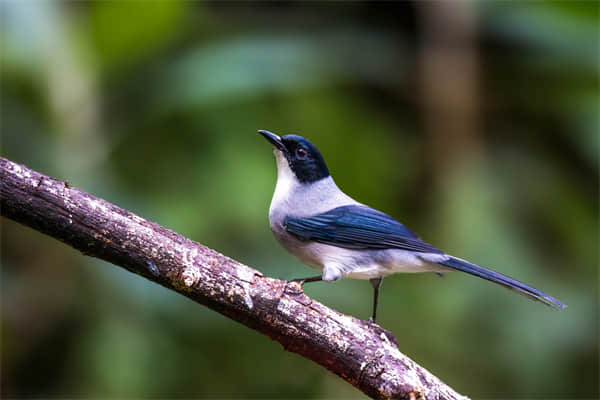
[439,257,567,309]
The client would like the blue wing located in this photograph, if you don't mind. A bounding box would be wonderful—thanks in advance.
[284,205,443,254]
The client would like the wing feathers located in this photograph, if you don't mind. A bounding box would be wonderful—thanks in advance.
[284,205,443,254]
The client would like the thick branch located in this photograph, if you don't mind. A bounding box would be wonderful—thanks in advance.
[1,157,467,400]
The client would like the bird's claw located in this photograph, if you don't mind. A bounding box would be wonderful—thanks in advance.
[285,279,306,295]
[290,278,306,286]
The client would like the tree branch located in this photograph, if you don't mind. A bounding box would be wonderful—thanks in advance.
[0,157,468,400]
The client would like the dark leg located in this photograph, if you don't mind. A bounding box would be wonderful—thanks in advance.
[369,277,383,323]
[291,275,323,285]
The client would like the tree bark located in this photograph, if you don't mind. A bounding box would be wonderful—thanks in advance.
[0,157,468,400]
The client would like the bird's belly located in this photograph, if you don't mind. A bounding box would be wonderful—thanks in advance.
[342,249,451,279]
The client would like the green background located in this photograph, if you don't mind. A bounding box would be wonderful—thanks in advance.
[1,1,597,398]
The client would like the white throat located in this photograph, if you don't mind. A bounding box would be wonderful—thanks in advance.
[270,149,299,213]
[268,149,359,217]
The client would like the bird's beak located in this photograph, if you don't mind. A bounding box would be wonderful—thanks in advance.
[258,130,286,152]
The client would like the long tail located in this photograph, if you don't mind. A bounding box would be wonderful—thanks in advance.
[439,257,567,309]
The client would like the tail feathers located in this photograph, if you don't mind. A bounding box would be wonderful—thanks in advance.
[439,257,567,309]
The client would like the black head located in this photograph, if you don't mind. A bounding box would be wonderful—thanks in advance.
[259,130,330,184]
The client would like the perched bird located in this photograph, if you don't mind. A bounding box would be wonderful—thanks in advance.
[259,129,566,322]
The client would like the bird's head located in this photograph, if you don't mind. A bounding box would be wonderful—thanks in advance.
[259,130,330,184]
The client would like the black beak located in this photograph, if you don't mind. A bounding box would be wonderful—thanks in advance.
[258,130,286,152]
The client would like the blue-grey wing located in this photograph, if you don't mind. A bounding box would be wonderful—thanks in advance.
[284,205,443,254]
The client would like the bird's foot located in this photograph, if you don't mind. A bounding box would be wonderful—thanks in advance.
[285,280,305,295]
[365,322,399,348]
[287,276,323,295]
[289,276,323,287]
[290,278,306,286]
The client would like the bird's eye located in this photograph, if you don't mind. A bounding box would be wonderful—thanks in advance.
[296,148,307,159]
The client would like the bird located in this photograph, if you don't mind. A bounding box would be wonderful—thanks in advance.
[258,129,566,322]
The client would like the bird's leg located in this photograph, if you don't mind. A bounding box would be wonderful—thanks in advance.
[290,275,323,286]
[368,277,383,323]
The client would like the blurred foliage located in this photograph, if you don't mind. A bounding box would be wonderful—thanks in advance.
[1,1,598,398]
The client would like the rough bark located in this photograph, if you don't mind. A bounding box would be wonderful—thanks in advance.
[0,157,468,400]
